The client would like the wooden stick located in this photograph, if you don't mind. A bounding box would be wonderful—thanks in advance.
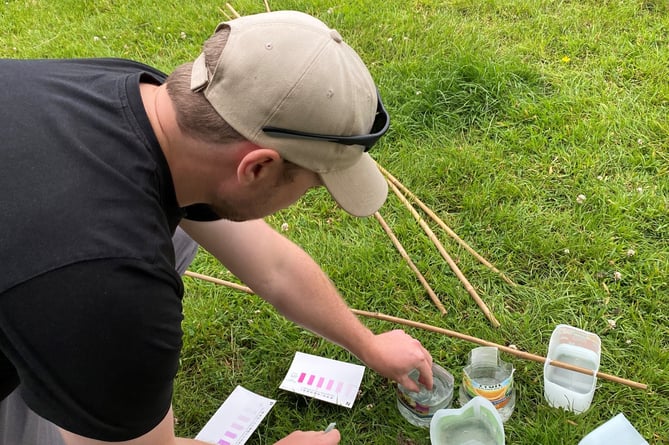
[385,178,500,328]
[263,0,271,12]
[374,212,447,314]
[184,270,252,294]
[225,3,241,18]
[217,7,233,20]
[351,309,648,391]
[377,164,517,287]
[182,271,647,391]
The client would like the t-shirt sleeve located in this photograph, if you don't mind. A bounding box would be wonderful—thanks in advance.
[0,259,184,441]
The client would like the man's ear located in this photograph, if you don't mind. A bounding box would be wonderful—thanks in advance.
[236,147,282,185]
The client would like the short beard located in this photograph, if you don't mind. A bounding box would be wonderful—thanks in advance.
[208,187,275,221]
[209,199,254,222]
[209,161,301,222]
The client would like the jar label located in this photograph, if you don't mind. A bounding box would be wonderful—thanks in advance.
[462,372,514,409]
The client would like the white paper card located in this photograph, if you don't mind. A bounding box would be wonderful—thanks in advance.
[195,385,276,445]
[279,351,365,408]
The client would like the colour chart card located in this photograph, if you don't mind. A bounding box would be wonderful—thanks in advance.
[279,351,365,408]
[195,386,276,445]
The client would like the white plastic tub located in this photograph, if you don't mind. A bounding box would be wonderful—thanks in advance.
[430,396,505,445]
[543,324,601,413]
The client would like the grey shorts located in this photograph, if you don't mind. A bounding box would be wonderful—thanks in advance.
[0,389,65,445]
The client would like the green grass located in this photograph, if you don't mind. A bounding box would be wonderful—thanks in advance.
[2,0,667,443]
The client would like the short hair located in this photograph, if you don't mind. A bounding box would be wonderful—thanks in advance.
[165,26,244,144]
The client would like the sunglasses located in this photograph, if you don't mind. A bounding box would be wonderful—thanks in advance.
[262,92,390,152]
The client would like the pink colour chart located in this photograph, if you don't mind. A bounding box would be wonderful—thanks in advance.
[279,352,366,408]
[195,386,276,445]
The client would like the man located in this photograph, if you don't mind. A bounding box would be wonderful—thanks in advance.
[0,10,433,445]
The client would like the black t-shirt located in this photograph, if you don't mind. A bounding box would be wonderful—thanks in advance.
[0,58,213,440]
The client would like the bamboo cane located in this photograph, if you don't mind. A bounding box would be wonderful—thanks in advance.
[184,270,252,294]
[385,178,500,328]
[183,271,647,391]
[377,164,517,287]
[374,212,447,314]
[351,309,648,391]
[225,3,241,18]
[217,7,233,21]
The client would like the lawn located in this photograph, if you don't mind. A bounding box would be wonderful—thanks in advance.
[2,0,667,443]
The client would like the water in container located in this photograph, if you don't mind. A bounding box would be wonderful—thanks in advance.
[430,396,505,445]
[397,363,454,428]
[459,347,515,422]
[544,324,601,413]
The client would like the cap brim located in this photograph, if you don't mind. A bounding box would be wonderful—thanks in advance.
[320,153,388,217]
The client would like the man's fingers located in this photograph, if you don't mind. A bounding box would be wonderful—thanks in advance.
[396,374,422,393]
[322,428,340,444]
[416,344,434,390]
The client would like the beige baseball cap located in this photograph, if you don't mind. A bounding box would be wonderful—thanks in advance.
[190,10,389,217]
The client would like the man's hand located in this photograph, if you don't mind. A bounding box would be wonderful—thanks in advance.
[361,329,434,393]
[274,429,340,445]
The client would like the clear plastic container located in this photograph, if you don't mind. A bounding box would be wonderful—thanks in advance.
[430,396,505,445]
[578,413,648,445]
[459,347,515,422]
[544,324,600,413]
[397,363,455,428]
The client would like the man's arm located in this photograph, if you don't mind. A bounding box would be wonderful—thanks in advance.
[58,408,208,445]
[58,408,340,445]
[180,218,433,391]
